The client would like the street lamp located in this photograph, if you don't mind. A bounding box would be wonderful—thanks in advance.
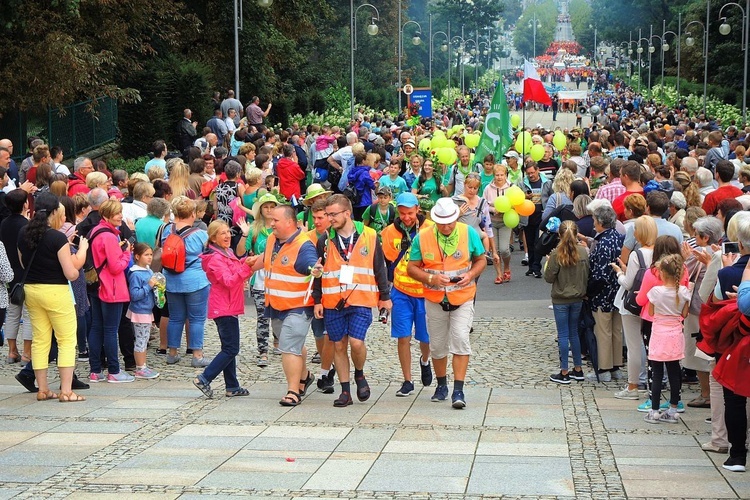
[718,0,749,125]
[429,14,450,93]
[452,33,468,94]
[660,16,680,99]
[399,19,423,110]
[590,24,598,67]
[530,14,542,59]
[462,37,479,87]
[351,2,380,118]
[635,29,649,94]
[685,18,709,116]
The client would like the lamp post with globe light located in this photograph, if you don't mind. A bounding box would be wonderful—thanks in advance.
[660,16,680,98]
[429,15,450,94]
[685,19,709,116]
[399,20,423,111]
[718,0,749,125]
[636,30,650,95]
[351,2,380,118]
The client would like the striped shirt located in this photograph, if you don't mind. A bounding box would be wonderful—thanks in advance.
[594,178,625,202]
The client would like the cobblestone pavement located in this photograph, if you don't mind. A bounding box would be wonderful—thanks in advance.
[0,304,747,499]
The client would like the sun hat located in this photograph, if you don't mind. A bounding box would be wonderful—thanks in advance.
[430,198,460,224]
[251,192,280,219]
[301,183,332,206]
[396,192,419,208]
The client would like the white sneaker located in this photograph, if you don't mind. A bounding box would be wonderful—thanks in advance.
[586,371,612,382]
[611,369,625,380]
[643,409,662,424]
[107,371,135,383]
[614,387,640,400]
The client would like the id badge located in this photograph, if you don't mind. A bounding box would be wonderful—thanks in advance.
[339,265,355,285]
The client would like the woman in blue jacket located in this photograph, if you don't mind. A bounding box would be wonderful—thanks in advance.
[347,146,375,221]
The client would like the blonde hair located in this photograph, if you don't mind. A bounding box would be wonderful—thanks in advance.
[552,169,575,194]
[86,171,108,189]
[99,199,122,219]
[245,167,262,186]
[493,163,508,175]
[148,166,166,182]
[171,196,196,219]
[168,159,191,197]
[365,153,379,168]
[131,172,149,183]
[633,215,657,247]
[556,220,580,267]
[207,219,229,245]
[656,253,684,307]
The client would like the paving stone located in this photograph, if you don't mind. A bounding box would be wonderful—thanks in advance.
[467,456,575,496]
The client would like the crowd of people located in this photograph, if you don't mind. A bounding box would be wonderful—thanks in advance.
[1,80,750,470]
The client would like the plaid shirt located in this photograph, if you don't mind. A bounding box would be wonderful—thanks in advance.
[594,177,625,202]
[611,146,631,159]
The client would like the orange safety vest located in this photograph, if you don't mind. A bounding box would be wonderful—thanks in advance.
[306,228,325,245]
[381,219,434,297]
[263,231,314,311]
[321,226,379,309]
[417,223,476,305]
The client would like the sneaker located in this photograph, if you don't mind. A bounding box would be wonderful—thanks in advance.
[723,456,746,472]
[637,400,653,412]
[659,407,680,424]
[317,373,335,394]
[521,255,529,266]
[610,369,625,380]
[107,371,135,383]
[185,348,194,355]
[431,385,449,402]
[71,375,90,390]
[701,442,729,454]
[420,361,433,386]
[191,357,212,368]
[155,349,167,356]
[533,271,542,279]
[637,384,648,392]
[451,390,466,409]
[659,401,685,413]
[311,351,321,364]
[705,417,713,424]
[586,371,612,382]
[549,371,571,384]
[166,354,181,365]
[569,369,585,381]
[89,372,107,383]
[643,409,662,424]
[77,351,89,362]
[134,367,160,379]
[614,387,640,400]
[272,347,282,355]
[396,380,415,397]
[525,270,534,276]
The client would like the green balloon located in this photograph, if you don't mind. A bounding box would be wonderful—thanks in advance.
[510,114,521,128]
[503,209,520,228]
[494,195,512,213]
[553,132,567,151]
[530,144,545,162]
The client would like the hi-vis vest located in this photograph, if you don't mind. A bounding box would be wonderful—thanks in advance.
[306,228,325,244]
[321,227,379,309]
[418,223,476,305]
[263,231,314,311]
[381,219,434,297]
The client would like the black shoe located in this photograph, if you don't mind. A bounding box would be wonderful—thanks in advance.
[533,271,542,279]
[525,270,534,276]
[317,374,335,394]
[723,456,747,472]
[521,257,529,266]
[185,349,194,355]
[420,360,433,387]
[569,369,585,381]
[15,373,38,393]
[550,371,571,384]
[156,349,167,356]
[70,374,90,390]
[124,364,137,372]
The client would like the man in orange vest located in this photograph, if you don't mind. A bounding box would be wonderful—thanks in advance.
[306,198,336,394]
[247,205,321,407]
[312,194,392,407]
[407,197,486,409]
[381,193,434,397]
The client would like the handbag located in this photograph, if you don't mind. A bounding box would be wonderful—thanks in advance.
[151,224,167,273]
[622,249,647,315]
[10,245,39,306]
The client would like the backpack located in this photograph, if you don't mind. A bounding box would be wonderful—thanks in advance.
[622,249,647,315]
[83,226,116,291]
[367,203,395,227]
[342,184,361,206]
[161,223,201,273]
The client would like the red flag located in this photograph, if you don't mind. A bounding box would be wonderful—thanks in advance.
[523,60,552,106]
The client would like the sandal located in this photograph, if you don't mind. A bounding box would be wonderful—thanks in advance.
[299,371,315,396]
[58,392,86,403]
[355,376,370,402]
[37,390,58,402]
[494,276,503,284]
[226,387,250,397]
[257,354,268,367]
[333,391,353,407]
[193,377,213,399]
[503,271,511,283]
[279,390,301,407]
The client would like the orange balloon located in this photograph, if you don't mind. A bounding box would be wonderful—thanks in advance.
[516,199,536,217]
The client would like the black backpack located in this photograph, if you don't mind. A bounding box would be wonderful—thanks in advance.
[83,226,116,292]
[622,249,648,315]
[342,184,361,206]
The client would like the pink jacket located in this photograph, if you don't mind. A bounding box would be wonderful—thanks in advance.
[635,265,689,321]
[91,219,131,303]
[200,244,252,319]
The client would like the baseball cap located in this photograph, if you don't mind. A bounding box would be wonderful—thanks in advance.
[368,133,378,142]
[376,186,392,196]
[396,192,419,208]
[503,151,520,159]
[404,139,416,148]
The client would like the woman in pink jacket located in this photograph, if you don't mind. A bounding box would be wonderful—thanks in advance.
[193,220,253,398]
[88,200,134,384]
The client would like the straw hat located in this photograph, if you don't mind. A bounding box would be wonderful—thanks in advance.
[301,183,332,206]
[251,192,280,220]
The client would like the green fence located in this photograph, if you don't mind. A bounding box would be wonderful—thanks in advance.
[0,97,118,161]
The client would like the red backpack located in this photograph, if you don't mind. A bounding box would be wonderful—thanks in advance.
[161,224,200,273]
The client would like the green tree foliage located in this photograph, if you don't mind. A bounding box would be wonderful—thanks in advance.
[512,0,557,58]
[568,0,592,54]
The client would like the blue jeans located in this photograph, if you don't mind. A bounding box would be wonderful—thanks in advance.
[89,296,124,375]
[200,316,240,390]
[553,302,583,372]
[166,286,209,350]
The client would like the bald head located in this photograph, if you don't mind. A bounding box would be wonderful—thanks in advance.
[682,156,698,175]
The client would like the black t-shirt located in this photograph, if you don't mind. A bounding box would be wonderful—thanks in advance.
[536,159,559,178]
[18,227,70,285]
[0,214,28,287]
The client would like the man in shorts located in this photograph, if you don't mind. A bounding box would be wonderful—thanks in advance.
[381,193,434,396]
[249,205,320,406]
[313,194,392,407]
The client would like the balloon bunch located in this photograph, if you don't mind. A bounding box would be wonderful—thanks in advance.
[424,130,458,166]
[492,185,536,229]
[463,132,480,149]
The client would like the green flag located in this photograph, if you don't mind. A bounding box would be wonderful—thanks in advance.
[474,81,514,164]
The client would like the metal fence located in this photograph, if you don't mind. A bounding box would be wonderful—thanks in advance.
[0,97,118,161]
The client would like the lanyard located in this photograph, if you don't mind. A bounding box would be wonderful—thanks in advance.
[338,234,354,261]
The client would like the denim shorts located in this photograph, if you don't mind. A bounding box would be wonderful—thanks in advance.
[324,306,372,342]
[311,317,326,339]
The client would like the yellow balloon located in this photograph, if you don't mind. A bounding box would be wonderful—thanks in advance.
[505,185,525,206]
[445,139,457,149]
[553,131,567,151]
[419,138,431,152]
[530,144,545,162]
[494,195,512,213]
[503,209,520,228]
[510,114,521,128]
[464,133,480,148]
[431,136,446,149]
[437,148,457,165]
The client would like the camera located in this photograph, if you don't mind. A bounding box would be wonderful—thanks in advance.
[449,276,462,284]
[378,308,389,324]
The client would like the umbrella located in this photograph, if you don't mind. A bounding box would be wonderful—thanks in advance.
[579,300,599,382]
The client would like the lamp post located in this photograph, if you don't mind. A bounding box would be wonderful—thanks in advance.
[685,18,709,116]
[452,34,467,95]
[718,0,749,125]
[590,24,598,67]
[636,30,649,95]
[351,2,380,118]
[646,25,655,99]
[398,20,423,111]
[485,25,494,70]
[650,32,663,100]
[530,14,542,59]
[429,15,450,92]
[660,16,680,98]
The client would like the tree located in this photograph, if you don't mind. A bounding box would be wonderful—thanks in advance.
[512,0,557,59]
[569,0,592,55]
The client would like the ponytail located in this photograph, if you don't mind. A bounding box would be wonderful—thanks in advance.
[556,220,580,267]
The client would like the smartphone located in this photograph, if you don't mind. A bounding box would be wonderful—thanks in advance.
[722,242,740,254]
[449,276,462,283]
